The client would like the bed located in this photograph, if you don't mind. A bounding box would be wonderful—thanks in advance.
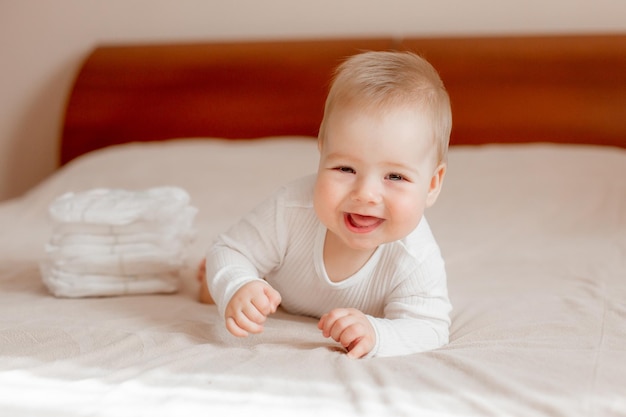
[1,34,625,416]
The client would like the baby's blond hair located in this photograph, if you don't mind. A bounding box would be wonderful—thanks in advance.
[318,50,452,164]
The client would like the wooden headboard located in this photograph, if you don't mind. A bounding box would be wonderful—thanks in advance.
[60,34,626,165]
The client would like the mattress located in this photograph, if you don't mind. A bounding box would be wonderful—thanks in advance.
[1,137,625,416]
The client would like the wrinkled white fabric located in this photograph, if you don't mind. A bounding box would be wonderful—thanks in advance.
[48,229,195,246]
[39,263,180,297]
[50,205,197,236]
[49,187,192,225]
[40,186,197,297]
[45,250,185,275]
[1,139,624,417]
[45,241,185,258]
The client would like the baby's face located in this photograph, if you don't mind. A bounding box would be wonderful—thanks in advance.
[313,104,445,253]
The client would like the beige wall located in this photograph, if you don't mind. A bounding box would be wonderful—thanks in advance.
[2,0,625,201]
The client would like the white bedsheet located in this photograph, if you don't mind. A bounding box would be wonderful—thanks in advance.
[1,137,625,417]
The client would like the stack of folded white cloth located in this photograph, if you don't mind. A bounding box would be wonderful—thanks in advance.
[40,186,198,298]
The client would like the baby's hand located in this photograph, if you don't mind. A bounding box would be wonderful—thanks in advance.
[224,281,281,337]
[318,308,376,358]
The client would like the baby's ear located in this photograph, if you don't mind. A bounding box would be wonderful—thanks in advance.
[425,163,446,207]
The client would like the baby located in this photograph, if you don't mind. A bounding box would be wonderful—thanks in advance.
[201,50,452,358]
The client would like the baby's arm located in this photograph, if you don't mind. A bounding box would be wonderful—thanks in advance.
[318,308,376,358]
[319,241,450,358]
[225,281,281,337]
[206,188,287,334]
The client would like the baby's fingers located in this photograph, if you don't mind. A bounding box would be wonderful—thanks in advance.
[226,309,265,337]
[318,308,375,358]
[226,317,250,337]
[263,285,282,313]
[346,338,369,359]
[318,309,350,338]
[251,289,280,316]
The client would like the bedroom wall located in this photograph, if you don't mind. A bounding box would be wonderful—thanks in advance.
[1,0,625,202]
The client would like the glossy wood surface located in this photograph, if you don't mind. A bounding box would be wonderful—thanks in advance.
[61,34,626,165]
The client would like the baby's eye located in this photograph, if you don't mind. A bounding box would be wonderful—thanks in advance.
[335,166,355,174]
[386,173,405,181]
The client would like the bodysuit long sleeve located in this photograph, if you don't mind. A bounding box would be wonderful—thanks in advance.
[206,175,451,357]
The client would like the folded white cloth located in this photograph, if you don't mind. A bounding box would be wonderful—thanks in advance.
[48,251,185,275]
[50,205,198,236]
[45,241,186,258]
[49,187,191,225]
[40,186,197,298]
[48,230,194,246]
[40,263,179,298]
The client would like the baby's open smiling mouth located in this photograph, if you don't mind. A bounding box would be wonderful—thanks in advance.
[344,213,384,232]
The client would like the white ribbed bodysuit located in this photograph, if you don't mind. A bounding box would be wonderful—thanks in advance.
[207,175,451,357]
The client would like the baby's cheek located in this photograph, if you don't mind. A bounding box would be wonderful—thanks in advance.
[313,182,336,223]
[391,198,424,234]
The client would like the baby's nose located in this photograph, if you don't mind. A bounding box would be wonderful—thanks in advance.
[351,177,382,204]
